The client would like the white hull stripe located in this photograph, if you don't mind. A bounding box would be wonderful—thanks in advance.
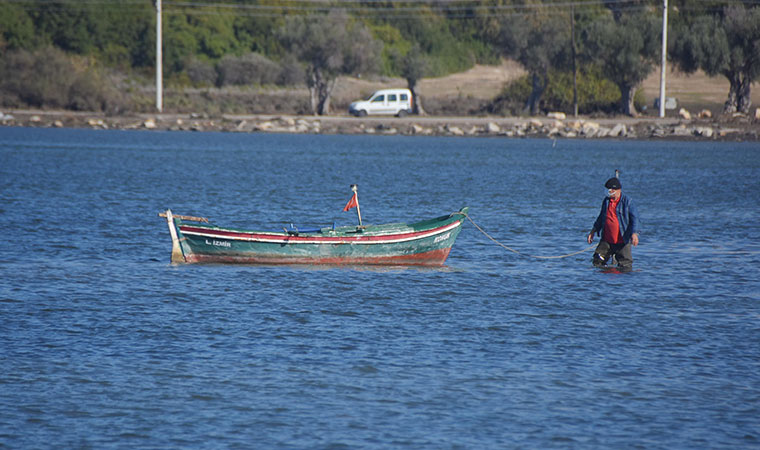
[181,221,462,245]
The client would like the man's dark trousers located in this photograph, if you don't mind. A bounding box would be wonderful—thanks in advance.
[593,241,633,268]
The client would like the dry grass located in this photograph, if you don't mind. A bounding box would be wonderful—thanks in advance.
[334,60,526,104]
[113,59,757,117]
[335,59,758,116]
[640,68,759,114]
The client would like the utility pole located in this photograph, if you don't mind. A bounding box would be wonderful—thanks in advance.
[156,0,163,112]
[571,4,578,117]
[658,0,668,118]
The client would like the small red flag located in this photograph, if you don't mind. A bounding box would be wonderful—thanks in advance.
[343,192,358,211]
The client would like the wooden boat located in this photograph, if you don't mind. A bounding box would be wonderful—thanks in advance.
[159,207,468,266]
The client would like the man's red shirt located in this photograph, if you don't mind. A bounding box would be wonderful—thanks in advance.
[602,196,622,244]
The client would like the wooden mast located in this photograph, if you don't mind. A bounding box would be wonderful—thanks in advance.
[351,184,363,227]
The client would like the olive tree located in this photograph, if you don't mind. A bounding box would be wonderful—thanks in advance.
[400,44,429,115]
[279,12,382,115]
[582,12,659,116]
[498,14,569,115]
[671,5,760,114]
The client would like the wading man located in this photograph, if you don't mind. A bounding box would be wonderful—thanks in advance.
[587,177,640,269]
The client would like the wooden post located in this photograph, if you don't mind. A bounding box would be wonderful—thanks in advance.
[351,184,362,227]
[165,209,184,264]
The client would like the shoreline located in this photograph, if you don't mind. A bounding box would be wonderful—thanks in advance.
[1,109,758,141]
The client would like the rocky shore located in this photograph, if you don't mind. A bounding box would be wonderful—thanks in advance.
[1,109,758,141]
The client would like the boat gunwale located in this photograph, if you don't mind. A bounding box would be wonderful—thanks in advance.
[179,215,464,245]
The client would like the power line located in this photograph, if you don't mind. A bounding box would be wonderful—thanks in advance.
[159,0,643,18]
[5,0,756,6]
[163,0,630,11]
[2,0,148,4]
[165,0,619,6]
[0,0,640,8]
[6,0,755,19]
[4,0,643,19]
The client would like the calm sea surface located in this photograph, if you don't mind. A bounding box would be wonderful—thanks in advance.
[1,127,759,448]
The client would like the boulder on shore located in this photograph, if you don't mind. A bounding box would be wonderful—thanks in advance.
[446,125,464,136]
[609,124,627,137]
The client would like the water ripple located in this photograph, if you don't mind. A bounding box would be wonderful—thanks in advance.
[1,129,758,448]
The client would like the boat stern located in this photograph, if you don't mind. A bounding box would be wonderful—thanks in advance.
[163,209,186,264]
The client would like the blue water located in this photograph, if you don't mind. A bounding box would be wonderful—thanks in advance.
[1,127,759,448]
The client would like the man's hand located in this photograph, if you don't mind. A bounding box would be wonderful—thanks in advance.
[587,232,594,244]
[632,233,639,246]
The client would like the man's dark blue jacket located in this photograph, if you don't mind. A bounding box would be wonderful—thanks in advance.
[592,194,640,244]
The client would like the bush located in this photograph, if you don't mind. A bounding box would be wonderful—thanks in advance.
[162,89,311,115]
[482,76,532,116]
[98,43,132,71]
[216,52,280,87]
[186,57,217,86]
[276,54,305,86]
[484,66,626,116]
[545,67,621,114]
[0,46,128,112]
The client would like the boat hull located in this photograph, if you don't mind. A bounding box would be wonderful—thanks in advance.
[183,247,454,265]
[168,209,467,266]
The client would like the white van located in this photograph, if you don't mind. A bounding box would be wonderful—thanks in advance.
[348,89,413,117]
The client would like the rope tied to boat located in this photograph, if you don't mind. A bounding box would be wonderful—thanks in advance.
[457,211,596,260]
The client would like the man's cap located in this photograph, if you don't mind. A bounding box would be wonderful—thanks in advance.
[605,177,622,189]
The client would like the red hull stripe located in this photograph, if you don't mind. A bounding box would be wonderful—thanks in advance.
[179,220,462,245]
[184,247,453,266]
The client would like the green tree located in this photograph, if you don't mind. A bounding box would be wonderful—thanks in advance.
[671,5,760,114]
[233,14,284,56]
[499,13,569,115]
[399,15,476,77]
[94,4,153,68]
[371,23,411,76]
[31,2,98,54]
[0,4,36,51]
[582,12,659,116]
[400,44,429,115]
[164,15,200,74]
[191,13,241,59]
[279,11,382,115]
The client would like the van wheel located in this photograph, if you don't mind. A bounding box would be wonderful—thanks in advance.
[358,110,367,117]
[397,110,408,118]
